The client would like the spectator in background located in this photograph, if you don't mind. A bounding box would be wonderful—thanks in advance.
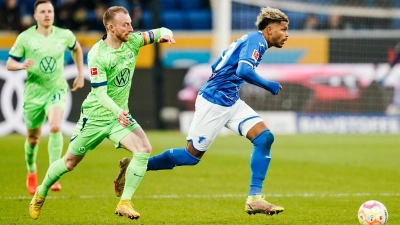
[56,0,78,29]
[72,5,89,31]
[321,14,344,30]
[88,3,107,31]
[131,0,143,29]
[0,0,22,31]
[301,14,322,30]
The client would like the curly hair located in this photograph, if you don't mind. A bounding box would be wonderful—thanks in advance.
[255,7,289,30]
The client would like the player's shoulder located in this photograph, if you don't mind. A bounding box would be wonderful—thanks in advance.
[128,31,144,42]
[17,26,36,38]
[88,40,109,62]
[52,25,74,36]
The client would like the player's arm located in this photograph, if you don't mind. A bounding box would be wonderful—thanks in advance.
[6,57,33,71]
[132,27,175,47]
[6,34,33,71]
[70,41,85,91]
[236,62,281,95]
[93,86,129,127]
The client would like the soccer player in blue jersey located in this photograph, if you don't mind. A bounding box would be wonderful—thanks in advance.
[116,6,289,216]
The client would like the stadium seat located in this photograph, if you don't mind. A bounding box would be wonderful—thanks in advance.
[141,10,152,30]
[282,11,308,30]
[161,0,179,10]
[393,18,400,29]
[186,10,212,30]
[179,0,203,10]
[162,11,186,30]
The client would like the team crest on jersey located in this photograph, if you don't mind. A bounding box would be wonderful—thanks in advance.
[56,43,63,51]
[90,67,98,77]
[126,51,134,59]
[252,49,260,62]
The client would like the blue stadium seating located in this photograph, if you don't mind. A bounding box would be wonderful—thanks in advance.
[283,11,308,30]
[162,11,186,30]
[186,10,212,30]
[179,0,203,10]
[161,0,179,10]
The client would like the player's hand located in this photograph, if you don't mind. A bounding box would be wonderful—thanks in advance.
[158,35,176,45]
[71,75,85,91]
[22,59,34,70]
[118,110,129,127]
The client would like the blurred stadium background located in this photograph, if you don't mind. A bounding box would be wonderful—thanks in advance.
[1,0,400,135]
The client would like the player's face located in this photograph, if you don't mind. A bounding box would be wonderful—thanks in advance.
[266,21,289,48]
[113,12,133,42]
[34,2,54,28]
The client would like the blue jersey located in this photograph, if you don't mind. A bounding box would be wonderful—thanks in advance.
[199,31,268,106]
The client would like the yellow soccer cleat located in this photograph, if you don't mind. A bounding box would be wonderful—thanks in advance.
[29,188,46,220]
[115,200,140,220]
[245,195,284,216]
[114,157,130,197]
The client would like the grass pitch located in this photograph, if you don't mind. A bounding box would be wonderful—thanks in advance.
[0,132,399,225]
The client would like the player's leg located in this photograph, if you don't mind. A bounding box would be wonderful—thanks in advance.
[25,128,41,195]
[109,118,151,220]
[46,89,67,191]
[147,95,228,171]
[46,106,64,191]
[23,101,46,195]
[225,99,283,215]
[29,115,107,220]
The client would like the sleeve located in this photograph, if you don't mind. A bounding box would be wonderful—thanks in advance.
[236,62,281,95]
[65,29,77,50]
[93,86,123,116]
[129,27,173,48]
[8,34,25,61]
[238,35,264,68]
[87,50,107,87]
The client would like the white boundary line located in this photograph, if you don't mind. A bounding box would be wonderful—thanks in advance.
[2,193,400,200]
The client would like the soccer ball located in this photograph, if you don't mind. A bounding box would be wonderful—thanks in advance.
[358,200,388,225]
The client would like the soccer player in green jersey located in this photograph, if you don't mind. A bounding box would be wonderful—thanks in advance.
[6,0,84,195]
[29,6,175,220]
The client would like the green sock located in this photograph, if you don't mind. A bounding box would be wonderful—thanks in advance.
[38,157,69,197]
[25,139,38,173]
[121,152,150,200]
[48,132,63,164]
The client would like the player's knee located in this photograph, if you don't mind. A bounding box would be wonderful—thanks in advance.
[252,129,274,146]
[49,123,61,133]
[27,136,40,147]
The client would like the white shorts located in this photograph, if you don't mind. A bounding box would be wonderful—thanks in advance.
[186,94,263,151]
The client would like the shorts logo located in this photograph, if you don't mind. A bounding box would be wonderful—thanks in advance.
[90,67,98,77]
[78,146,85,153]
[40,56,57,73]
[252,49,259,62]
[114,68,130,87]
[198,136,206,144]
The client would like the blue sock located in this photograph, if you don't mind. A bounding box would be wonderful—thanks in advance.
[249,129,274,196]
[147,148,200,171]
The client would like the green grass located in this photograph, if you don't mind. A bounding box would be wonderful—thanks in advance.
[0,132,398,224]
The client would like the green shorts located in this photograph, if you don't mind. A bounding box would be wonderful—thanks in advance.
[23,88,67,129]
[68,113,141,156]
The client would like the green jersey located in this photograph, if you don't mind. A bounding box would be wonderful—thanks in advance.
[9,26,76,103]
[83,28,172,120]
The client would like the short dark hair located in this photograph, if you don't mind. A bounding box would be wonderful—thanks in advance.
[34,0,52,12]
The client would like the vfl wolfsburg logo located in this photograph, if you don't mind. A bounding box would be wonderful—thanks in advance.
[114,68,130,87]
[40,56,57,73]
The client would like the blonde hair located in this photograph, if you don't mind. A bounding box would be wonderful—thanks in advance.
[255,7,289,30]
[103,6,129,31]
